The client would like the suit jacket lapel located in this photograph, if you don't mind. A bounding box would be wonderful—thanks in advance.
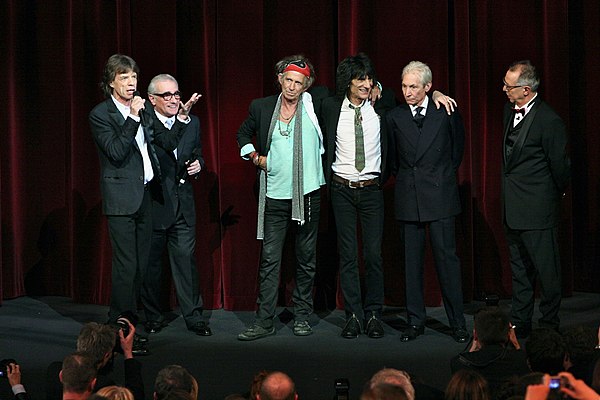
[502,107,512,166]
[393,105,419,155]
[106,99,143,155]
[415,105,443,163]
[327,98,343,160]
[505,100,540,170]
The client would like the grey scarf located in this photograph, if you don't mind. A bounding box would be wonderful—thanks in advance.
[256,95,304,239]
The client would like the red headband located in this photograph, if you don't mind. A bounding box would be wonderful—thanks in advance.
[283,61,311,77]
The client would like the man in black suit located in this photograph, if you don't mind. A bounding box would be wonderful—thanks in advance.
[320,54,457,340]
[386,61,468,343]
[501,60,570,337]
[139,74,211,337]
[89,54,196,325]
[236,55,326,340]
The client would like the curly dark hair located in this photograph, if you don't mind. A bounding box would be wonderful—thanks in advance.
[335,53,377,97]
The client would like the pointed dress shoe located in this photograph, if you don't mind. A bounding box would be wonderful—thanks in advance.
[452,327,470,343]
[400,325,425,342]
[189,321,212,336]
[131,340,150,356]
[366,316,385,338]
[341,314,362,339]
[145,320,168,334]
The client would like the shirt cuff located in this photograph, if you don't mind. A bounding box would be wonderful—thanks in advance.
[12,384,26,395]
[177,115,191,124]
[129,114,140,122]
[240,143,257,159]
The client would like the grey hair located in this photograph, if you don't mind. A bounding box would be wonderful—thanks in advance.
[148,73,178,94]
[509,60,540,91]
[402,61,432,86]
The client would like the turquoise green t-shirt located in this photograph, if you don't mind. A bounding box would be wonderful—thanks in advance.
[266,109,325,199]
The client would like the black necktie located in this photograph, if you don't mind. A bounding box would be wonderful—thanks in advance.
[413,106,424,129]
[512,107,526,115]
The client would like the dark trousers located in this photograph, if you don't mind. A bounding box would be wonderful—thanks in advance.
[141,206,204,328]
[106,188,153,322]
[504,225,562,329]
[402,216,466,329]
[331,182,384,321]
[256,191,321,328]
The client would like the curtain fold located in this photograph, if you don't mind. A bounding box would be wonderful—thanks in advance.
[1,0,597,309]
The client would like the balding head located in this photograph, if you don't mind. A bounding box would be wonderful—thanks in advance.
[369,368,415,400]
[258,371,297,400]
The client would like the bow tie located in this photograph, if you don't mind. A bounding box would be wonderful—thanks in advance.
[512,107,526,115]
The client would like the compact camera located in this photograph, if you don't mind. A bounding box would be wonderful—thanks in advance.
[0,359,17,378]
[549,376,567,390]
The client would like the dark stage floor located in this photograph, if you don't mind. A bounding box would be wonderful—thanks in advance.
[1,293,599,400]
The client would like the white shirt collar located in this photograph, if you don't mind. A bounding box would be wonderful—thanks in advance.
[410,95,430,114]
[515,92,538,111]
[154,110,175,128]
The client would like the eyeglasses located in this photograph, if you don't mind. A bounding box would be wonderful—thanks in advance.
[503,81,525,91]
[151,91,181,101]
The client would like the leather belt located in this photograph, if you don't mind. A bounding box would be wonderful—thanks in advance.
[332,174,379,189]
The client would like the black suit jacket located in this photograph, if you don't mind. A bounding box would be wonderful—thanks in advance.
[386,96,465,222]
[151,113,204,228]
[89,98,186,215]
[236,95,279,156]
[502,98,570,230]
[319,88,396,186]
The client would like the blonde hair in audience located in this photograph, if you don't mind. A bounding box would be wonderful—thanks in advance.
[96,385,134,400]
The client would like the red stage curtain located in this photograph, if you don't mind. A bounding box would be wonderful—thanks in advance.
[1,1,598,310]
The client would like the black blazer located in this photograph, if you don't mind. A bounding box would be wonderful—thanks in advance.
[319,88,396,186]
[386,96,465,222]
[501,98,570,230]
[236,95,279,156]
[89,98,186,215]
[151,113,204,228]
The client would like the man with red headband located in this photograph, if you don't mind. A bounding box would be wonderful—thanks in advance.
[236,55,325,340]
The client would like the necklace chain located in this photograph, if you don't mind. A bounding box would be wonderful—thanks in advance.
[280,104,297,121]
[278,119,292,138]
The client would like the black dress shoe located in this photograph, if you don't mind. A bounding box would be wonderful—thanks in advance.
[134,333,148,344]
[452,327,470,343]
[145,320,168,334]
[366,316,385,338]
[131,341,149,356]
[400,325,424,342]
[341,315,361,339]
[189,321,212,336]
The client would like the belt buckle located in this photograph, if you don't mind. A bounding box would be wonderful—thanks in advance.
[346,179,358,188]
